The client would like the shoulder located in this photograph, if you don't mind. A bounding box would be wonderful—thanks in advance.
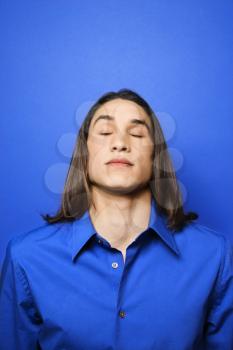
[175,221,233,266]
[179,221,232,247]
[175,222,233,275]
[4,221,73,264]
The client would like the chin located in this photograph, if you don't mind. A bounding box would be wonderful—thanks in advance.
[99,182,143,195]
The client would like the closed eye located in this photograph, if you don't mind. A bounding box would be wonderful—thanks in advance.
[99,133,143,138]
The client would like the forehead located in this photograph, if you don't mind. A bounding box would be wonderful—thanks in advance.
[91,98,151,125]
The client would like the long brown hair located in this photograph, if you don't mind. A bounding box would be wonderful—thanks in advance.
[41,88,198,231]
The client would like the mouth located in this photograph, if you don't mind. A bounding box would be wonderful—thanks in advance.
[106,158,134,166]
[108,162,132,167]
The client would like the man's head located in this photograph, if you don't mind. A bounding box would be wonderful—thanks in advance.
[42,88,198,231]
[45,88,177,217]
[87,98,154,195]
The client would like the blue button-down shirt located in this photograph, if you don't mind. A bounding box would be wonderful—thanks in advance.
[0,198,233,350]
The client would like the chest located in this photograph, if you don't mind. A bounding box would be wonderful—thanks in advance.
[28,246,209,350]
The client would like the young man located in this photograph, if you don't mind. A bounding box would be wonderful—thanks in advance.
[0,89,232,349]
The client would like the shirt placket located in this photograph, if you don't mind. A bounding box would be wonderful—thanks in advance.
[96,234,138,349]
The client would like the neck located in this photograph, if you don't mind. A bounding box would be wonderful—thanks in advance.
[88,186,152,249]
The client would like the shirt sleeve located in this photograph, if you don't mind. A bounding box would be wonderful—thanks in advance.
[204,235,233,349]
[0,239,42,350]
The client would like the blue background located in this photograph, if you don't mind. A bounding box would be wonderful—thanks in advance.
[1,0,233,266]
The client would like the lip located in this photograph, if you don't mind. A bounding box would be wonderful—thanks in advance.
[106,158,133,166]
[107,162,132,167]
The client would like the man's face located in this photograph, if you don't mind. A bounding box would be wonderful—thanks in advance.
[87,98,154,195]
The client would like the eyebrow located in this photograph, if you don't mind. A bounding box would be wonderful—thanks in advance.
[93,114,151,132]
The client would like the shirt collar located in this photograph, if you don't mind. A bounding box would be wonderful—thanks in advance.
[71,197,180,261]
[148,198,180,256]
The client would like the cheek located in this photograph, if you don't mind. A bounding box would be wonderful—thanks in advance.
[136,143,154,161]
[88,134,107,148]
[133,138,154,153]
[87,139,104,161]
[87,144,106,175]
[137,154,153,176]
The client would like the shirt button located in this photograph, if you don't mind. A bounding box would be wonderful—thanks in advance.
[112,262,118,269]
[119,310,126,318]
[97,239,102,244]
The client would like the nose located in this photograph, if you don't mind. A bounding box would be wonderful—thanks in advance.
[110,132,130,152]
